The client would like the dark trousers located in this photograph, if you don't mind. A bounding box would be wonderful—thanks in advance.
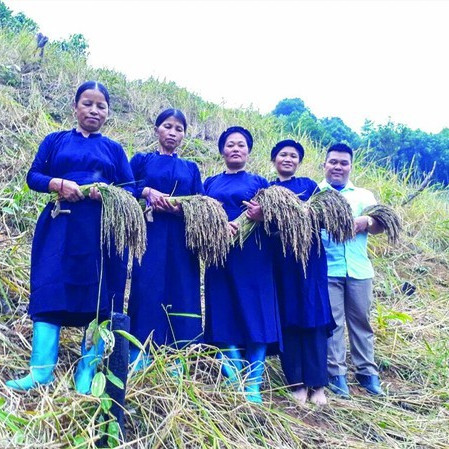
[280,326,328,389]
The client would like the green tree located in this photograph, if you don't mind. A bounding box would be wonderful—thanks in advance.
[0,1,38,33]
[319,116,361,149]
[273,98,308,118]
[53,33,89,57]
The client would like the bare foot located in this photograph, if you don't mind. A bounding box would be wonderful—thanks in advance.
[291,387,308,404]
[310,387,327,406]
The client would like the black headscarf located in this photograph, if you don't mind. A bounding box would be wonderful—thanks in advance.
[218,126,253,153]
[270,139,304,161]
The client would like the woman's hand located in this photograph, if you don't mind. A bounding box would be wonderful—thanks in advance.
[154,197,182,215]
[88,186,102,201]
[142,187,181,215]
[228,221,239,236]
[50,178,84,202]
[243,200,264,222]
[143,187,168,205]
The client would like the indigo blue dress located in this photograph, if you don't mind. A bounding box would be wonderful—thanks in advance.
[128,152,203,348]
[271,177,335,388]
[204,171,282,353]
[27,129,134,327]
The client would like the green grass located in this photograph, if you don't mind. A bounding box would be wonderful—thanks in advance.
[1,27,449,448]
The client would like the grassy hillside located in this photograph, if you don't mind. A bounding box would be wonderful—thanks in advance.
[1,29,449,448]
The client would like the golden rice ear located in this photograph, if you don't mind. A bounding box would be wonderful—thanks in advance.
[253,185,313,272]
[167,195,230,268]
[77,183,147,263]
[308,189,355,244]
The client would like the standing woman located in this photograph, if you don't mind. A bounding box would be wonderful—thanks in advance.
[6,81,134,393]
[128,109,203,362]
[270,139,335,405]
[204,126,282,403]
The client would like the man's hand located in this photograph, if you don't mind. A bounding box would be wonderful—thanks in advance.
[354,216,370,234]
[354,215,383,235]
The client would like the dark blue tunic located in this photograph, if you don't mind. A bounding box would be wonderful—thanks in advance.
[128,152,203,347]
[27,129,134,326]
[204,171,282,351]
[270,177,335,332]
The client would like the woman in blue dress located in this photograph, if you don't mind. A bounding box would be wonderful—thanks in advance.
[270,139,335,405]
[204,126,282,403]
[128,109,203,365]
[6,81,134,393]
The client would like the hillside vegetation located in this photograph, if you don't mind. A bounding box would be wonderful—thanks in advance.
[1,26,449,449]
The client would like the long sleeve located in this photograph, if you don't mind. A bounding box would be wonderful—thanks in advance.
[26,134,57,193]
[129,153,146,198]
[114,143,135,196]
[191,163,204,195]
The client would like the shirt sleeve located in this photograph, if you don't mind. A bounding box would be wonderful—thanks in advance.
[26,134,57,193]
[258,176,269,189]
[309,179,320,196]
[129,153,146,198]
[363,190,377,208]
[203,176,213,195]
[191,163,204,195]
[114,143,136,197]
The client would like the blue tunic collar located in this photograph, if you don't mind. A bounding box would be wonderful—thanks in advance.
[222,170,246,175]
[275,176,296,183]
[155,150,178,158]
[72,129,102,139]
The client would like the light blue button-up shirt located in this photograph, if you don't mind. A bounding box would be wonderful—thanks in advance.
[319,180,377,280]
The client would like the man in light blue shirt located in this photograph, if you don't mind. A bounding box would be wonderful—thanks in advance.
[319,143,385,397]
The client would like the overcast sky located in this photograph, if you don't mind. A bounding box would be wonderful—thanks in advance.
[4,0,448,134]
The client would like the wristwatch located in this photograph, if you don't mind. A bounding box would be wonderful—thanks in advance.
[367,216,374,228]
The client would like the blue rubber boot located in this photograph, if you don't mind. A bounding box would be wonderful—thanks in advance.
[245,343,267,404]
[6,322,60,391]
[74,336,105,394]
[355,374,385,396]
[129,346,151,372]
[328,375,351,398]
[218,345,243,384]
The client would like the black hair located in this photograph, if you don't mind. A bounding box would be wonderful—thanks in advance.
[271,139,304,162]
[75,81,110,107]
[326,143,353,161]
[218,126,253,154]
[155,108,188,132]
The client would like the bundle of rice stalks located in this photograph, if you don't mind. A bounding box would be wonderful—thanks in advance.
[306,189,355,244]
[232,210,259,248]
[52,183,147,263]
[168,195,230,267]
[232,186,312,269]
[362,204,401,244]
[83,183,146,263]
[255,185,312,267]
